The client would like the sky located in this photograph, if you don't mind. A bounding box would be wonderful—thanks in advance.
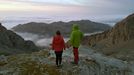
[0,0,134,28]
[0,0,133,15]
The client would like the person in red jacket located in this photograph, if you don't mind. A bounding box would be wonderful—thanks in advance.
[52,30,65,67]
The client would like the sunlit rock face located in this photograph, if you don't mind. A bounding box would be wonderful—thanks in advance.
[82,13,134,61]
[84,13,134,47]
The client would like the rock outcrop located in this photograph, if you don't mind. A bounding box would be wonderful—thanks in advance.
[12,20,111,37]
[0,23,39,55]
[82,13,134,61]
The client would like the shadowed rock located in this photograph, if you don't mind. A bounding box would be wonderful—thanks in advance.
[0,23,39,55]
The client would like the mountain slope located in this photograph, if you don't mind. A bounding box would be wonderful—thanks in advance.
[0,23,39,55]
[12,20,111,37]
[0,46,133,75]
[82,13,134,61]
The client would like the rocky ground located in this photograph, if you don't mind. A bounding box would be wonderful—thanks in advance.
[0,46,133,75]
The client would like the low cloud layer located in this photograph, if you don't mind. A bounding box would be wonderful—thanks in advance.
[16,32,69,47]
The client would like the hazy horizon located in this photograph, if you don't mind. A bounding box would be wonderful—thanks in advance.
[0,0,134,29]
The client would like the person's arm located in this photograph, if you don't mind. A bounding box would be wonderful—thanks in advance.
[70,32,74,46]
[81,32,84,40]
[62,37,66,50]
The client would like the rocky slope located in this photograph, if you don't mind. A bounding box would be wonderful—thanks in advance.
[12,20,111,37]
[0,46,133,75]
[82,13,134,61]
[0,23,39,55]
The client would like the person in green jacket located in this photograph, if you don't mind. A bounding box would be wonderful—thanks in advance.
[69,24,83,64]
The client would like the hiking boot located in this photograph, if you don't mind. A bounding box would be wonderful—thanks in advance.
[56,64,59,67]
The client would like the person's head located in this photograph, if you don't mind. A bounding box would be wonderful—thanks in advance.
[56,30,61,35]
[72,24,79,31]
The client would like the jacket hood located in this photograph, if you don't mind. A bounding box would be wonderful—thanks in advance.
[72,24,79,31]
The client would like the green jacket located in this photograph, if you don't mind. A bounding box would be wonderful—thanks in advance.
[70,24,83,48]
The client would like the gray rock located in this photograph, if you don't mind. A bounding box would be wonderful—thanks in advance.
[0,23,39,55]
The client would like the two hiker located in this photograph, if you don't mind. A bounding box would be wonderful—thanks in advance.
[52,24,83,67]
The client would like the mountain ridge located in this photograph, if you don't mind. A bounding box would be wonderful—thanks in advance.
[12,20,111,37]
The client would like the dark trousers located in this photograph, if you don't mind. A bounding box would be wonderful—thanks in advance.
[55,51,63,66]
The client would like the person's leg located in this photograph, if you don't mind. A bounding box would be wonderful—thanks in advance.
[56,51,62,66]
[73,47,79,64]
[55,51,59,66]
[59,51,63,65]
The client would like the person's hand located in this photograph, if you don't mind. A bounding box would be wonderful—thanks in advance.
[52,48,54,50]
[49,43,54,50]
[49,44,52,46]
[65,43,71,48]
[63,48,66,50]
[48,47,52,50]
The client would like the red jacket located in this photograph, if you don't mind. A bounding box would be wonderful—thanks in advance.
[52,35,65,52]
